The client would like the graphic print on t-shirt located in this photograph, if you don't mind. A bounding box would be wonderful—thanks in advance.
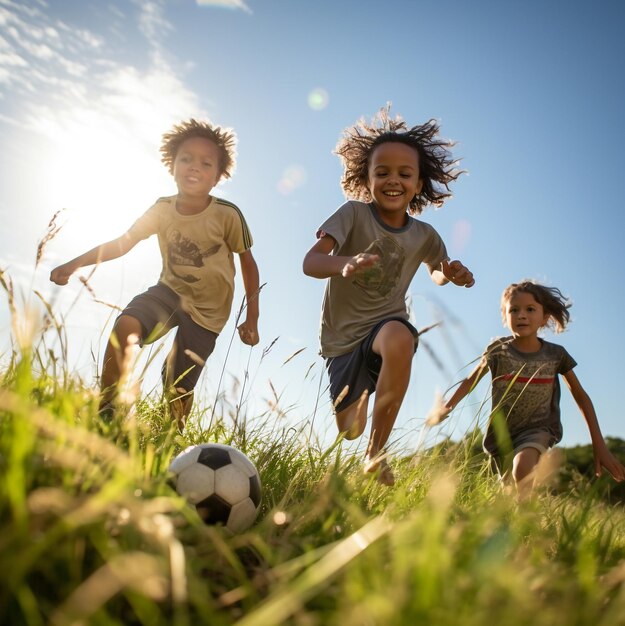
[354,235,404,297]
[493,357,557,429]
[167,229,221,283]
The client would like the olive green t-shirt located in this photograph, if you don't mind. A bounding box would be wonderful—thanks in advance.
[317,201,449,357]
[126,195,252,333]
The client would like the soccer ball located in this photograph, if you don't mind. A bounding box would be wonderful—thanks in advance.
[169,443,262,534]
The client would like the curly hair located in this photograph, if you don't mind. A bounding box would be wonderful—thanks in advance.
[334,105,464,215]
[501,280,572,333]
[160,118,237,180]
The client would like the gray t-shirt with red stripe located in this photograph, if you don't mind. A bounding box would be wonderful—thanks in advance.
[482,337,577,454]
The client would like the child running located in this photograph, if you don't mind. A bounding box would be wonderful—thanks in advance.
[303,107,474,486]
[436,280,625,497]
[50,119,260,430]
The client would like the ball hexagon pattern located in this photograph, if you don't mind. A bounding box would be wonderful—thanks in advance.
[169,443,262,534]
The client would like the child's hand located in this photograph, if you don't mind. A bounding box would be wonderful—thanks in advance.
[50,262,77,286]
[342,253,380,278]
[594,446,625,482]
[237,320,259,346]
[443,260,475,288]
[425,391,452,426]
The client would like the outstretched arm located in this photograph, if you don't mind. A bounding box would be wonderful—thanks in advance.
[49,234,138,285]
[237,248,260,346]
[303,235,379,279]
[431,259,475,287]
[427,361,488,425]
[563,369,625,482]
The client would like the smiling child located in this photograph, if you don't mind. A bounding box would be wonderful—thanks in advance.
[303,106,474,485]
[50,119,260,430]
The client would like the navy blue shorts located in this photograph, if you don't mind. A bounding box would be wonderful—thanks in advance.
[118,282,218,392]
[325,317,418,413]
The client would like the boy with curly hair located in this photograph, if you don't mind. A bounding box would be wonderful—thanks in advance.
[303,106,474,485]
[51,119,260,430]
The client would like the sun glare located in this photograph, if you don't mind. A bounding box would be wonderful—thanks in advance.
[41,109,173,243]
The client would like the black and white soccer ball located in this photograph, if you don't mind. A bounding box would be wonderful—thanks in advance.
[169,443,262,534]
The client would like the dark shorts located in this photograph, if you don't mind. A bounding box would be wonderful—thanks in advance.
[325,317,419,413]
[118,282,218,392]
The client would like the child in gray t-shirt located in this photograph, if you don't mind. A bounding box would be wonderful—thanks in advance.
[303,106,474,485]
[435,280,625,498]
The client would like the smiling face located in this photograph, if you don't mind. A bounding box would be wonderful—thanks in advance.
[173,136,221,198]
[504,291,550,340]
[367,141,423,227]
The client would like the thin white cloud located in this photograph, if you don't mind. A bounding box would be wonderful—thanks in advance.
[133,0,173,49]
[0,50,28,70]
[0,1,101,97]
[0,0,203,139]
[196,0,252,15]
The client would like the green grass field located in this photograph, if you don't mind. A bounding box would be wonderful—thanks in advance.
[2,271,625,626]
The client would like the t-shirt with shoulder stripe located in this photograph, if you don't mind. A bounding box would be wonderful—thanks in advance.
[126,194,253,333]
[481,336,577,453]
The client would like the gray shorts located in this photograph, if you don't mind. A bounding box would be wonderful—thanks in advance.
[118,282,218,392]
[325,317,418,413]
[487,427,555,475]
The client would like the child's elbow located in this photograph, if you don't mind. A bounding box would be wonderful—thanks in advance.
[430,270,448,286]
[302,254,315,277]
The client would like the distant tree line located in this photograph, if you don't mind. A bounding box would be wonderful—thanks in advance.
[427,433,625,505]
[557,437,625,504]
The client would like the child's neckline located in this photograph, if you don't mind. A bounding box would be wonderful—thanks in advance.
[508,337,544,355]
[174,195,213,216]
[367,203,412,233]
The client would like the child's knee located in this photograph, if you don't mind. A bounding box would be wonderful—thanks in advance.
[345,414,367,439]
[512,447,541,483]
[112,315,143,347]
[374,322,415,361]
[337,412,366,440]
[336,392,368,439]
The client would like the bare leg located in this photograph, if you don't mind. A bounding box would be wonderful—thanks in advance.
[365,321,415,486]
[169,390,194,433]
[335,389,369,440]
[99,315,142,412]
[162,341,197,432]
[512,447,541,500]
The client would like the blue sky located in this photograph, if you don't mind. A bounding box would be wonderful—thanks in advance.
[1,0,624,453]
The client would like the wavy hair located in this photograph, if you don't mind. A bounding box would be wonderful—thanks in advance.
[501,280,572,333]
[334,105,464,215]
[160,118,237,180]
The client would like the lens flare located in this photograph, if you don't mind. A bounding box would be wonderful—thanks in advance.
[451,219,472,254]
[277,164,307,195]
[308,87,329,110]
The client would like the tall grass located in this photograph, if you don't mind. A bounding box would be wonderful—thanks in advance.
[2,266,625,625]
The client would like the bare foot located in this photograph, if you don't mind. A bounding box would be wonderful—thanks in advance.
[364,456,395,487]
[98,400,115,423]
